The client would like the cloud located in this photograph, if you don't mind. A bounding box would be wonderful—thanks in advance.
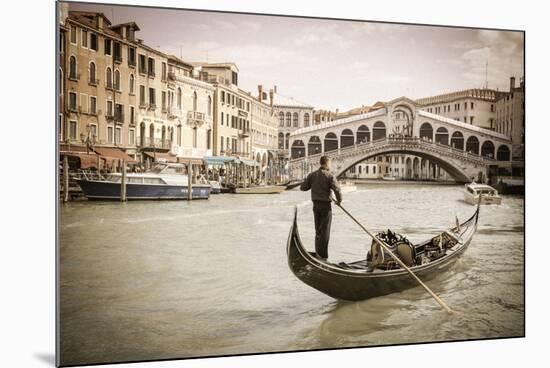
[293,24,355,49]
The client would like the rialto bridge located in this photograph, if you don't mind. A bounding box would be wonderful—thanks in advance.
[287,97,514,183]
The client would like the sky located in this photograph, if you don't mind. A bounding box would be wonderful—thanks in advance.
[68,2,524,111]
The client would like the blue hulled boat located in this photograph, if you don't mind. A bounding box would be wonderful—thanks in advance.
[77,163,211,200]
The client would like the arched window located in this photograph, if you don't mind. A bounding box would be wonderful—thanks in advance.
[356,125,370,143]
[450,131,464,150]
[304,113,310,127]
[481,141,495,158]
[340,129,354,148]
[372,121,386,141]
[293,112,299,127]
[291,140,306,159]
[419,122,433,141]
[278,132,284,149]
[89,62,96,83]
[466,136,479,155]
[324,132,338,152]
[106,67,112,89]
[286,112,291,127]
[308,136,322,156]
[177,88,182,109]
[114,69,120,90]
[497,145,510,161]
[207,96,212,116]
[149,124,155,146]
[129,74,134,94]
[435,127,449,145]
[193,91,198,111]
[279,112,284,127]
[69,56,77,79]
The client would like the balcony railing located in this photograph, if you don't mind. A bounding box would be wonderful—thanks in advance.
[138,137,172,149]
[187,111,205,122]
[105,112,124,123]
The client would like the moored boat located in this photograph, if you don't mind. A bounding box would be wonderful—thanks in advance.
[233,185,285,194]
[77,162,211,200]
[286,205,479,301]
[464,182,502,205]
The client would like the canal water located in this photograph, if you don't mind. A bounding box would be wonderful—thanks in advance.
[59,184,524,365]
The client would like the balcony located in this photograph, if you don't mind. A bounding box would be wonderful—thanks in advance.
[88,78,99,86]
[138,137,172,150]
[105,112,124,123]
[187,111,205,122]
[148,71,156,78]
[148,103,157,111]
[168,107,182,119]
[239,128,251,138]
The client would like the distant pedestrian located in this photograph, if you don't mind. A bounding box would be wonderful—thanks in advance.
[300,156,342,260]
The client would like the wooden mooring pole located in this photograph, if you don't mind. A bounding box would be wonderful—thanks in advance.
[63,155,69,203]
[120,159,127,202]
[187,161,193,201]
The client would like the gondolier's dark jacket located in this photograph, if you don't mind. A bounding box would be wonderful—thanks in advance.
[300,167,342,204]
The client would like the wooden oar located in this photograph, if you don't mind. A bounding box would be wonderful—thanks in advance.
[331,198,453,314]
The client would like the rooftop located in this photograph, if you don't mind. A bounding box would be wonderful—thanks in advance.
[272,92,313,109]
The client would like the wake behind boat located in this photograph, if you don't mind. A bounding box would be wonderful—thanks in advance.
[78,162,211,200]
[287,205,479,301]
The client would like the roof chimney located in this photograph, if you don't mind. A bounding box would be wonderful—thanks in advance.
[269,89,274,107]
[510,76,516,92]
[257,85,263,102]
[273,85,277,94]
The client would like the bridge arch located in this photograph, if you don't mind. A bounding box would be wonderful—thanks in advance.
[435,127,449,145]
[372,121,386,141]
[324,132,338,152]
[466,136,479,155]
[291,140,306,159]
[308,136,322,156]
[450,131,464,150]
[340,129,355,148]
[497,145,511,161]
[419,122,433,141]
[335,147,472,182]
[356,125,370,144]
[481,140,495,159]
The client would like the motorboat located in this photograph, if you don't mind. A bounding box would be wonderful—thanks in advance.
[208,180,222,194]
[463,182,502,205]
[77,163,211,200]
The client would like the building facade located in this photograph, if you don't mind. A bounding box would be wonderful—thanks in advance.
[271,86,314,155]
[251,86,279,168]
[415,88,504,130]
[166,56,214,160]
[495,77,525,160]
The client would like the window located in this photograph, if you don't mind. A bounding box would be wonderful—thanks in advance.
[471,102,474,109]
[129,74,134,94]
[115,127,122,144]
[139,85,145,106]
[69,92,77,110]
[293,112,299,127]
[69,120,77,140]
[231,71,238,85]
[129,106,135,124]
[279,112,284,126]
[129,129,135,145]
[128,47,136,67]
[138,54,146,74]
[90,124,97,140]
[89,96,97,114]
[90,33,97,51]
[208,96,212,116]
[114,70,121,90]
[69,56,77,79]
[161,62,167,81]
[220,136,224,151]
[81,29,88,48]
[115,103,123,121]
[149,88,156,106]
[470,116,474,124]
[147,57,155,77]
[221,91,225,103]
[113,42,122,62]
[104,39,112,56]
[192,91,197,111]
[106,100,113,116]
[70,25,77,44]
[286,112,291,127]
[106,67,112,88]
[177,88,182,109]
[304,113,310,127]
[162,91,166,110]
[89,62,96,84]
[107,126,114,143]
[464,102,468,109]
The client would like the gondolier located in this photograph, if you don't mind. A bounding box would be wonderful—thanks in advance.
[300,156,342,260]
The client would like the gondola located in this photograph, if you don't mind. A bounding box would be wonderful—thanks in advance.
[286,204,480,301]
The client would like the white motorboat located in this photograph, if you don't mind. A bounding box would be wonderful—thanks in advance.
[464,182,502,205]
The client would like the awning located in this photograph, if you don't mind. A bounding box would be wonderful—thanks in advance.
[203,156,235,166]
[235,158,260,167]
[143,151,179,163]
[94,147,137,163]
[176,156,206,165]
[60,151,99,169]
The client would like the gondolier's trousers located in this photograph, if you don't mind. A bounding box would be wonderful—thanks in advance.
[313,200,332,259]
